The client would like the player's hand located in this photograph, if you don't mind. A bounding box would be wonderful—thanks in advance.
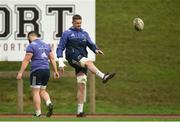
[95,49,104,55]
[59,67,64,78]
[16,72,23,80]
[54,71,60,79]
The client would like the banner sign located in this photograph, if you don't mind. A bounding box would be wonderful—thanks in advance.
[0,0,95,61]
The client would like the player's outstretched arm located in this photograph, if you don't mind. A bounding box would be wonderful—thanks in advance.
[86,32,97,53]
[49,52,59,79]
[85,32,104,55]
[16,53,33,80]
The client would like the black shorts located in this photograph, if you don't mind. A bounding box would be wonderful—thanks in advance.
[30,69,50,89]
[67,52,87,75]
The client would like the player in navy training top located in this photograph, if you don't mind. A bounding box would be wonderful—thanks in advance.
[56,14,116,117]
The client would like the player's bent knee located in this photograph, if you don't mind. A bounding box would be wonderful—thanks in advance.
[79,57,89,67]
[77,74,87,85]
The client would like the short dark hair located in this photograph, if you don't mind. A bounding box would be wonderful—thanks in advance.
[72,14,82,21]
[27,31,38,38]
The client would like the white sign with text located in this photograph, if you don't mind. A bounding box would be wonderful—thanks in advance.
[0,0,95,61]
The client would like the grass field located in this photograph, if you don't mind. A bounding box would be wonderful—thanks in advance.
[0,0,180,119]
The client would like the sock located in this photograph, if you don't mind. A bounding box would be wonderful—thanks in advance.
[36,110,41,116]
[46,99,52,106]
[77,104,84,114]
[96,70,105,79]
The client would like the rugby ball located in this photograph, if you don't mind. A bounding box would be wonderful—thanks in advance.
[133,18,144,31]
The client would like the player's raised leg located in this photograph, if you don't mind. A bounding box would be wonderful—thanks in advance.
[80,58,116,83]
